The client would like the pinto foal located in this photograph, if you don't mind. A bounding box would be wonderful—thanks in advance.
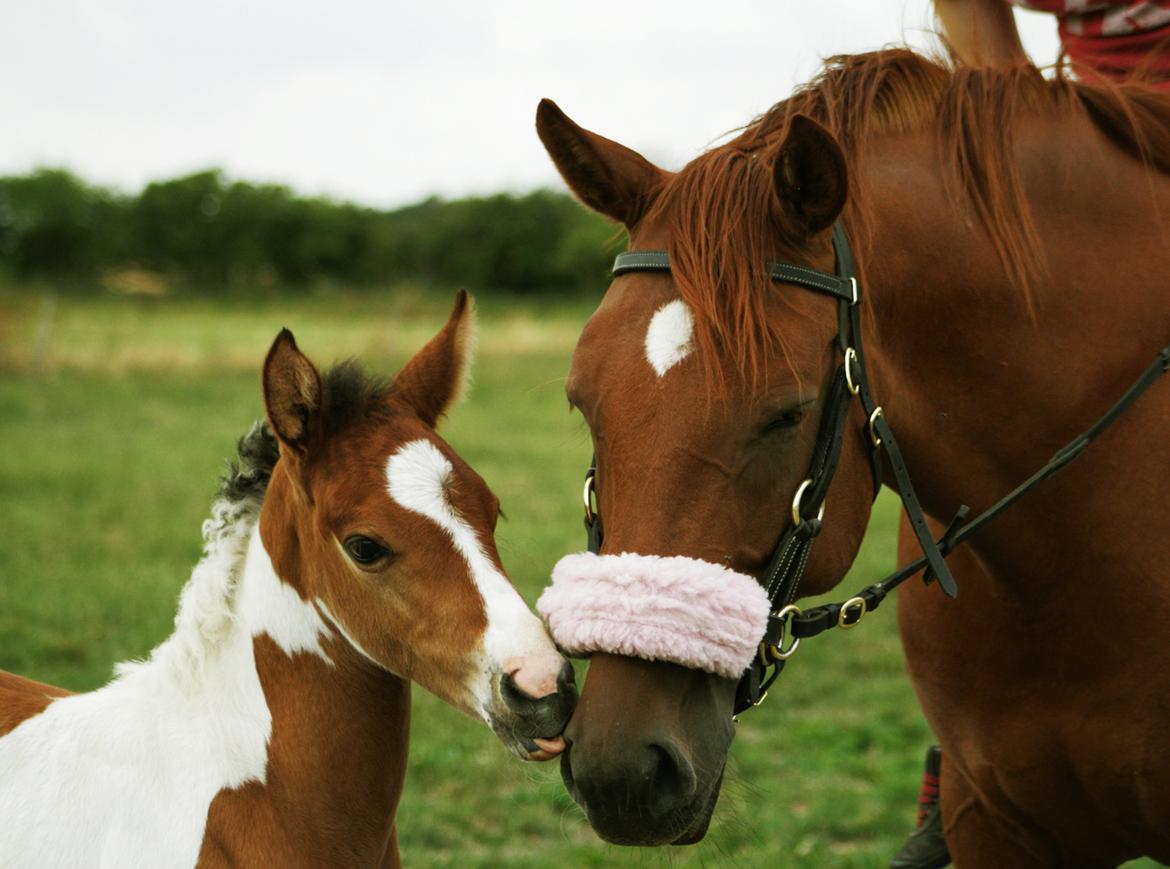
[0,291,575,868]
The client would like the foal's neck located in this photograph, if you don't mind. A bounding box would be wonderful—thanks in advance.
[199,517,410,867]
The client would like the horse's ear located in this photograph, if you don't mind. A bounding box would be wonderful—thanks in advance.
[262,329,323,458]
[393,289,476,428]
[536,98,666,228]
[772,114,848,235]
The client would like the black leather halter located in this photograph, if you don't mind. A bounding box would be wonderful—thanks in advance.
[582,221,1170,717]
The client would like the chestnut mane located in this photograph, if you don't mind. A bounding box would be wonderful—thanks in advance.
[644,48,1170,384]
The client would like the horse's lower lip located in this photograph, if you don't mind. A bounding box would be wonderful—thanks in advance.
[532,736,565,754]
[583,813,698,846]
[563,752,723,845]
[571,785,715,846]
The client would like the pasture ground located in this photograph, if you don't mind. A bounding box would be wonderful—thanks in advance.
[1,286,1158,868]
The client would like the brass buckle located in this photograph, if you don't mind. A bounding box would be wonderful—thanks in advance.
[790,479,826,527]
[583,470,597,523]
[838,596,868,629]
[844,347,860,396]
[868,407,884,447]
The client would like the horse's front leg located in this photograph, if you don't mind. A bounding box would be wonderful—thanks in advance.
[942,752,1065,869]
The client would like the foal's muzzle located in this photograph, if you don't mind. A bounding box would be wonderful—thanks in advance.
[490,660,577,760]
[537,552,770,678]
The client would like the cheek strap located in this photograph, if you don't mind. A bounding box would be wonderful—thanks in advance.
[536,552,770,680]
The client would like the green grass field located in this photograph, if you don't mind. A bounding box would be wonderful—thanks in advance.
[1,287,1157,868]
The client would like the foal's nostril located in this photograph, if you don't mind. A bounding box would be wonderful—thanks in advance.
[555,660,578,699]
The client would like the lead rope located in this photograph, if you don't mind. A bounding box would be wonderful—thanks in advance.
[782,341,1170,647]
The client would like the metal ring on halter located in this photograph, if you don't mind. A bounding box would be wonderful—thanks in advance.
[868,407,884,447]
[790,478,826,526]
[838,596,868,629]
[583,470,597,523]
[771,604,803,659]
[848,277,859,305]
[844,347,860,396]
[758,603,803,665]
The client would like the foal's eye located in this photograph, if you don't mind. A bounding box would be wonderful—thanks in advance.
[343,535,392,566]
[763,409,803,434]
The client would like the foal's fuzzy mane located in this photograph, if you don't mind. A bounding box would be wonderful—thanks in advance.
[645,48,1170,383]
[127,360,394,685]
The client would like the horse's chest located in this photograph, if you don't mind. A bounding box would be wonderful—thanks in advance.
[947,691,1170,860]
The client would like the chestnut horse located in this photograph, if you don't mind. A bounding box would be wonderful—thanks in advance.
[535,51,1170,865]
[0,292,576,868]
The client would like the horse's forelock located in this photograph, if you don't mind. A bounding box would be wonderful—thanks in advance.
[643,47,1170,385]
[643,147,796,393]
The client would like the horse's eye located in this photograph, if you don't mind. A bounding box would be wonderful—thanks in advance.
[763,409,803,434]
[344,535,392,565]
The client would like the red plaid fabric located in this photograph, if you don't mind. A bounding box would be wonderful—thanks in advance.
[1010,1,1170,81]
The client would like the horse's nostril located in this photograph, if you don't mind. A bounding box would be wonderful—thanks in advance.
[642,741,697,816]
[568,735,698,824]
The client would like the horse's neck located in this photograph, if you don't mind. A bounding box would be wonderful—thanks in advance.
[198,521,411,864]
[860,115,1170,584]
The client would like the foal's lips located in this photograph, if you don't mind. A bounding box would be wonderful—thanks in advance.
[524,735,567,761]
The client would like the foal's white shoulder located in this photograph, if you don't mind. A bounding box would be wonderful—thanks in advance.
[0,627,270,869]
[0,526,342,869]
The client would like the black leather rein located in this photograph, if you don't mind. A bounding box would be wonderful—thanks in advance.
[582,221,1170,717]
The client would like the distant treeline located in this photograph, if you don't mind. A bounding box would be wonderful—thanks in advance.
[0,168,619,294]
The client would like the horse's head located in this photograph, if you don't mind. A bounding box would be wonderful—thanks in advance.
[535,101,877,842]
[258,291,575,761]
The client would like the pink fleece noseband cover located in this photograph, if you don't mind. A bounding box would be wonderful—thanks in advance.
[536,552,771,679]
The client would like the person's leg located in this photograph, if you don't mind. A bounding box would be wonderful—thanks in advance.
[890,745,951,869]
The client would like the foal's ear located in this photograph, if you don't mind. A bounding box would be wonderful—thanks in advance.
[393,289,476,429]
[772,114,848,236]
[536,98,666,228]
[262,329,322,458]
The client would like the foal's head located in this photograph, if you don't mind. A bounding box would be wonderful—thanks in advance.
[536,102,876,841]
[259,292,575,760]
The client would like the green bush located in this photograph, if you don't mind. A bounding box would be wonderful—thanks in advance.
[0,168,617,295]
[0,169,129,280]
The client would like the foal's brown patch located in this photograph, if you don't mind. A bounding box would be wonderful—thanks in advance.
[0,671,72,736]
[197,636,410,868]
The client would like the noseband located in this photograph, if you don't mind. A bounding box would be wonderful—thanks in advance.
[554,222,1170,717]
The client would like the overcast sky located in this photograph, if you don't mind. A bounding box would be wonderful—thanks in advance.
[3,1,1060,208]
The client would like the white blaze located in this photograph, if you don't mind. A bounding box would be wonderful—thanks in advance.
[645,299,695,377]
[385,439,562,715]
